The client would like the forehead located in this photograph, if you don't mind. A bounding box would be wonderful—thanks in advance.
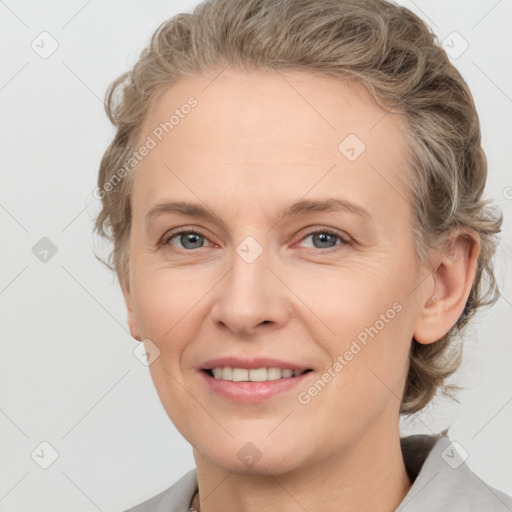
[141,68,405,160]
[132,68,410,223]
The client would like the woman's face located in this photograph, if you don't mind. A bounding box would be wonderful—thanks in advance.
[123,68,430,473]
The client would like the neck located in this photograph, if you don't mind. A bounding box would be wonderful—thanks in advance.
[192,419,412,512]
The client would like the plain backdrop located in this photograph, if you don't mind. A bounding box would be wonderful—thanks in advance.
[1,0,511,510]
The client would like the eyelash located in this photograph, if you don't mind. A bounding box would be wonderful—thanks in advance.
[159,227,351,254]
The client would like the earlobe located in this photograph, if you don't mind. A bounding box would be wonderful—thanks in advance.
[413,230,480,345]
[129,323,142,341]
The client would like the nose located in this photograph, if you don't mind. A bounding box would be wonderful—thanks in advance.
[209,243,291,338]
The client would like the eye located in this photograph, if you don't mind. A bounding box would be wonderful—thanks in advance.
[159,227,350,253]
[297,228,349,252]
[162,229,213,251]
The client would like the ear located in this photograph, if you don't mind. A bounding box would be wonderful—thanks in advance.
[120,275,143,342]
[413,230,481,344]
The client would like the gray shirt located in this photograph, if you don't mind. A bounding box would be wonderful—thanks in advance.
[124,434,512,511]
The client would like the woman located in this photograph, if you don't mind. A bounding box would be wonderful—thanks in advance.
[94,0,512,510]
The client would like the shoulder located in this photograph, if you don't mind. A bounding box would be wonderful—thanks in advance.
[123,468,198,512]
[399,434,512,512]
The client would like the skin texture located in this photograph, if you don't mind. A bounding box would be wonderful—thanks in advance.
[122,68,480,512]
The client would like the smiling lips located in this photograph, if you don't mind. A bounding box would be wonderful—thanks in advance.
[199,356,315,402]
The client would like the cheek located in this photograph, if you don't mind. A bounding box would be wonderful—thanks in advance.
[297,260,414,394]
[130,267,208,353]
[295,295,412,442]
[129,268,209,436]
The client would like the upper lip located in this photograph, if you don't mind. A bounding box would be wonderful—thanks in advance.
[200,357,313,371]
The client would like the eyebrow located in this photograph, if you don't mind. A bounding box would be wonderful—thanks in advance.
[145,198,372,226]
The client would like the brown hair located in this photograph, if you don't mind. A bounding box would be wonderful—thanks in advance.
[94,0,502,414]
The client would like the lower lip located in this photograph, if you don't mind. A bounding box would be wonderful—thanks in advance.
[199,370,314,403]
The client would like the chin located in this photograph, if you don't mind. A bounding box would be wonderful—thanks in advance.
[194,435,310,475]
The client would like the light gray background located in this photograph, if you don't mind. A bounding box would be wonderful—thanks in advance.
[1,0,511,510]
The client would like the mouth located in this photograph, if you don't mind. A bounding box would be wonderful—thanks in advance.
[202,367,314,381]
[199,367,315,403]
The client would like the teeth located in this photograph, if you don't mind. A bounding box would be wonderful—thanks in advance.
[232,368,249,382]
[248,368,267,381]
[267,368,281,380]
[209,367,308,381]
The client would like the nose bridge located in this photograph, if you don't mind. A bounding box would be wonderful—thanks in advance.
[211,234,288,334]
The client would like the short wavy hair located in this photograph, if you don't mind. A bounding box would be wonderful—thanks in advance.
[94,0,502,414]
